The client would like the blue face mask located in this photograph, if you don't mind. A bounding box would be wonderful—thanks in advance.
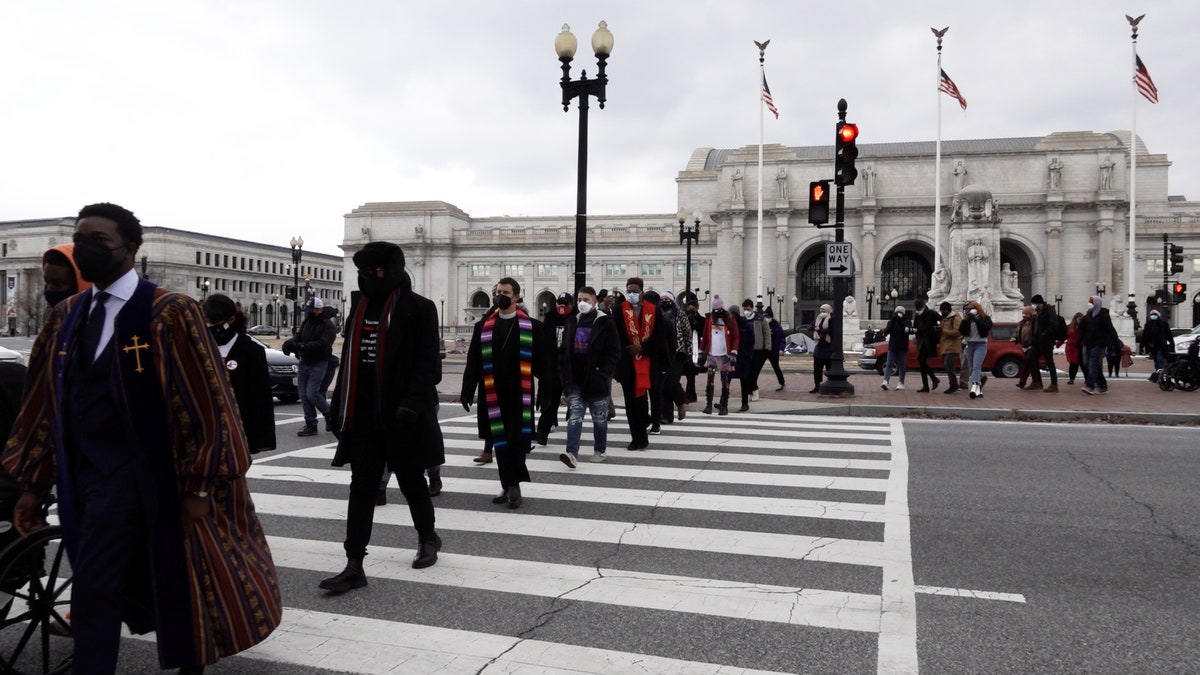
[627,291,640,304]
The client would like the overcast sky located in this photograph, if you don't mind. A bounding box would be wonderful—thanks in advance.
[2,1,1195,255]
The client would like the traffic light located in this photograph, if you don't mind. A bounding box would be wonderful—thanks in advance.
[835,122,859,186]
[285,287,298,300]
[808,180,830,225]
[1151,289,1167,305]
[1173,282,1187,304]
[1169,243,1185,274]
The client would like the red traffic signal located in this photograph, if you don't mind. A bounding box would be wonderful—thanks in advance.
[838,123,859,143]
[1173,282,1188,303]
[835,122,859,186]
[808,180,830,225]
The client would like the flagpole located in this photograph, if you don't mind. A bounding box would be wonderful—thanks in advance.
[932,27,947,272]
[756,44,766,303]
[1127,15,1141,311]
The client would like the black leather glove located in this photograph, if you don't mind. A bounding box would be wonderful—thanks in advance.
[394,406,418,427]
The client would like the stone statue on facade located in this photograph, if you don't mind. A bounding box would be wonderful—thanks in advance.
[929,266,950,299]
[953,160,968,193]
[732,168,744,201]
[967,237,990,292]
[1000,262,1023,300]
[1048,157,1064,191]
[862,165,876,197]
[1099,156,1116,191]
[842,295,858,319]
[776,166,788,200]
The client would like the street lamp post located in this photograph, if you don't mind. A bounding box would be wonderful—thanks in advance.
[765,286,776,313]
[1096,283,1106,298]
[439,296,446,342]
[557,21,614,294]
[1054,294,1063,316]
[791,295,798,328]
[201,278,210,300]
[877,288,898,315]
[273,293,280,339]
[140,251,149,280]
[865,285,876,320]
[677,209,702,298]
[290,236,304,335]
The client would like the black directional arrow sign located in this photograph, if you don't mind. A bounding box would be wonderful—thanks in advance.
[825,242,854,277]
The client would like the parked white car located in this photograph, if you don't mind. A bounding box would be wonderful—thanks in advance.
[0,345,26,366]
[1174,324,1200,355]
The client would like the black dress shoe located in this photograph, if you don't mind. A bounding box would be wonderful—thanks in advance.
[507,485,523,509]
[178,667,205,675]
[916,387,930,393]
[427,473,442,497]
[492,488,509,504]
[319,558,367,593]
[413,532,441,569]
[776,384,786,391]
[535,431,549,446]
[375,488,387,506]
[808,387,819,393]
[738,404,750,413]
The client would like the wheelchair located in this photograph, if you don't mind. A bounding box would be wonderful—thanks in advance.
[1156,344,1200,392]
[0,474,72,675]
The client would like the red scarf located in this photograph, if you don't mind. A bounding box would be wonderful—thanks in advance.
[622,301,656,396]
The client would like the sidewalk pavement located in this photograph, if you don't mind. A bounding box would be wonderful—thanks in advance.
[438,354,1199,426]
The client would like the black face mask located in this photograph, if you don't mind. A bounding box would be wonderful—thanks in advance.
[208,322,235,345]
[43,289,73,307]
[73,238,124,282]
[358,271,388,299]
[493,294,513,311]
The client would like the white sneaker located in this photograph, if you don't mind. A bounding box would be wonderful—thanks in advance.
[590,452,607,463]
[751,391,759,402]
[896,382,905,391]
[881,380,889,391]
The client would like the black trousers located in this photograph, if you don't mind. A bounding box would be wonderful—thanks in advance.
[70,456,148,675]
[677,352,698,402]
[619,378,650,444]
[1028,342,1058,386]
[495,438,532,488]
[917,343,940,388]
[765,351,785,386]
[345,432,436,558]
[661,355,686,422]
[537,376,563,436]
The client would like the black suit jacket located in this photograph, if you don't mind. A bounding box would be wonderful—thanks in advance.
[224,334,276,452]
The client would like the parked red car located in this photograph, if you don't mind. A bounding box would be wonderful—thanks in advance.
[858,323,1033,378]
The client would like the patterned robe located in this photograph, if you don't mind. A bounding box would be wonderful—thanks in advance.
[1,279,281,668]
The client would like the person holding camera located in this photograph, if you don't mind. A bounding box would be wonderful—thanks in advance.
[284,297,336,436]
[960,300,993,399]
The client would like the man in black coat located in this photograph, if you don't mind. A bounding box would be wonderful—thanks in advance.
[1027,294,1060,392]
[557,286,620,466]
[613,277,669,450]
[536,292,573,445]
[321,241,445,593]
[912,298,941,392]
[460,277,545,508]
[284,297,336,436]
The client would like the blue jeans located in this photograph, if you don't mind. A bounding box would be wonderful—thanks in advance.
[883,350,907,385]
[1149,346,1168,372]
[1084,346,1108,391]
[298,360,330,426]
[964,341,988,385]
[565,385,608,455]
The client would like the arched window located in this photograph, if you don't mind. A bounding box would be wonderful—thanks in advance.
[470,291,491,308]
[880,252,932,302]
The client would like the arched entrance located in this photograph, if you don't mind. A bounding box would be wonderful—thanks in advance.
[534,291,557,321]
[879,246,933,315]
[795,247,856,329]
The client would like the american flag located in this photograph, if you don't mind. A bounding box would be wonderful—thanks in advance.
[939,69,967,110]
[761,72,779,119]
[1134,54,1158,104]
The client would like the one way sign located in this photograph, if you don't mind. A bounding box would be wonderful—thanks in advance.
[825,242,854,277]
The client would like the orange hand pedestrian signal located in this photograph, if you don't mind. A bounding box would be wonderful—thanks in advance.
[808,180,830,226]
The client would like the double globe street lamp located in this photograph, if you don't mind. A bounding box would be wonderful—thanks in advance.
[676,209,702,299]
[556,21,613,294]
[290,236,304,335]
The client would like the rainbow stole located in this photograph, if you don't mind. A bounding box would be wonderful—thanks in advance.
[481,310,534,450]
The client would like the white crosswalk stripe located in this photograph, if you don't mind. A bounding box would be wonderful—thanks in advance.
[227,412,915,673]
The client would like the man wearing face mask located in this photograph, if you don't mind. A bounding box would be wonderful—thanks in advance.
[322,241,446,592]
[535,292,574,446]
[203,294,276,455]
[1141,307,1174,378]
[734,299,757,412]
[1027,294,1060,393]
[4,202,281,673]
[936,302,963,394]
[460,277,544,507]
[613,278,668,450]
[284,297,336,436]
[1078,295,1117,395]
[41,243,91,309]
[557,286,620,465]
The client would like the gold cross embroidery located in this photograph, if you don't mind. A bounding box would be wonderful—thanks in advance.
[123,335,150,373]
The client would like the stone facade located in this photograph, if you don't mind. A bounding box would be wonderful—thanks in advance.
[0,218,343,334]
[343,130,1199,335]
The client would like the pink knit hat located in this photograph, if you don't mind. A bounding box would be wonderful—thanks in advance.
[661,291,676,304]
[712,294,725,310]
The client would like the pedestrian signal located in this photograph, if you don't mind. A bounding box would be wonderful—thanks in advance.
[808,180,830,225]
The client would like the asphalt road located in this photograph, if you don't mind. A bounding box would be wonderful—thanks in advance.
[2,402,1197,673]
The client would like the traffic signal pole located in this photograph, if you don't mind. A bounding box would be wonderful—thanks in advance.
[819,99,856,396]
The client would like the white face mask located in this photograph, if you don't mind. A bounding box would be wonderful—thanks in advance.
[1087,303,1094,310]
[743,310,755,319]
[577,301,594,315]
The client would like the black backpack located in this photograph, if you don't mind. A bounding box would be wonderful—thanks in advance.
[1055,315,1068,341]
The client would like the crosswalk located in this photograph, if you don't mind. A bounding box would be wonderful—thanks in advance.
[227,410,918,674]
